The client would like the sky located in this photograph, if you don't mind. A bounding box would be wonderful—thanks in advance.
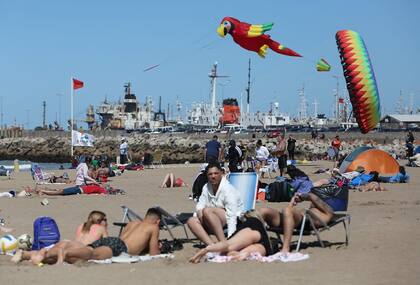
[0,0,419,129]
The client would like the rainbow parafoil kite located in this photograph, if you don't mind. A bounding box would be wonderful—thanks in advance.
[316,58,331,72]
[336,30,381,134]
[217,17,301,58]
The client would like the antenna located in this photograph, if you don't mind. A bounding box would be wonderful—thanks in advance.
[396,90,404,114]
[298,84,307,121]
[246,58,251,113]
[313,98,318,118]
[42,101,46,129]
[332,75,340,122]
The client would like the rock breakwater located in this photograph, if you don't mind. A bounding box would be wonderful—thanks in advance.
[0,131,409,163]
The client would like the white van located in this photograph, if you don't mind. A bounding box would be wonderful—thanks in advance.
[220,125,247,134]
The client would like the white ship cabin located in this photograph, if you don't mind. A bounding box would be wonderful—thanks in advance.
[241,112,290,128]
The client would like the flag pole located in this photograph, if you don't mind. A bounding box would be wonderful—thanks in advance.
[71,77,74,157]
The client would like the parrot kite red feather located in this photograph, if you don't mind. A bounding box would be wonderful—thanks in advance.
[217,17,302,58]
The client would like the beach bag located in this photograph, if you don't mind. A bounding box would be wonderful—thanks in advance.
[32,216,60,250]
[266,181,295,202]
[311,184,349,211]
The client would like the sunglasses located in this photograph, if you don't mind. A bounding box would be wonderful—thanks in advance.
[101,218,107,222]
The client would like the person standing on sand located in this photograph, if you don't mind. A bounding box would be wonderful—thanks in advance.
[274,135,287,176]
[287,135,297,161]
[331,135,341,167]
[205,135,222,163]
[119,138,129,164]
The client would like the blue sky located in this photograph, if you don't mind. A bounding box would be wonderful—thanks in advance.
[0,0,419,129]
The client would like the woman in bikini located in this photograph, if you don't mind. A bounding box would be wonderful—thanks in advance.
[189,210,273,263]
[12,210,108,265]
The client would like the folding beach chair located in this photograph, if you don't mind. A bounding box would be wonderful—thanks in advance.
[151,151,163,169]
[113,205,192,241]
[154,206,191,241]
[268,210,351,252]
[31,164,55,184]
[113,206,143,236]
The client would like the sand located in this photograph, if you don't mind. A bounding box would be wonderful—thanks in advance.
[0,161,419,285]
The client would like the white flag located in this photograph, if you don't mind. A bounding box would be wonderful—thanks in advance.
[72,130,95,147]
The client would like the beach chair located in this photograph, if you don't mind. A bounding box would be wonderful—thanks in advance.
[268,210,351,252]
[31,164,55,184]
[227,172,258,212]
[154,206,191,241]
[113,206,192,241]
[151,151,163,169]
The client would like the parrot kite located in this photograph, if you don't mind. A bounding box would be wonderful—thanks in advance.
[217,17,302,58]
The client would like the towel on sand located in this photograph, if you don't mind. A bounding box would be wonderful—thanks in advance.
[206,252,309,263]
[90,252,174,264]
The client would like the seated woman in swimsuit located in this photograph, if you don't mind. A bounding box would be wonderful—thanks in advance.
[189,210,273,263]
[12,210,108,265]
[160,173,187,188]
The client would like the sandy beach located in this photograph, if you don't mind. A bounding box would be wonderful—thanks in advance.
[0,160,419,285]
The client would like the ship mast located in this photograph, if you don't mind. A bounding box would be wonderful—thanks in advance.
[209,62,229,109]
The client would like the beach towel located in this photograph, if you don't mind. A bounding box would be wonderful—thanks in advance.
[90,252,174,264]
[205,251,309,263]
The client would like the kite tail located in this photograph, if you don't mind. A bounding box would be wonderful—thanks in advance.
[267,39,302,57]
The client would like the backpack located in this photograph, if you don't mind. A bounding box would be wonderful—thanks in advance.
[266,181,295,202]
[32,216,60,250]
[192,172,208,199]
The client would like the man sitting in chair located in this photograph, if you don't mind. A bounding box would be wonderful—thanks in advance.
[187,161,243,245]
[57,207,162,263]
[260,181,348,254]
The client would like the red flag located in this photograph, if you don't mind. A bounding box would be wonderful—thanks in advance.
[73,78,84,90]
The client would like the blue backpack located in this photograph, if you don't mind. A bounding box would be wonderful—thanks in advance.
[32,216,60,250]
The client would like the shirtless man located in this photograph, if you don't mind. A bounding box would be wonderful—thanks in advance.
[13,208,161,265]
[61,207,161,263]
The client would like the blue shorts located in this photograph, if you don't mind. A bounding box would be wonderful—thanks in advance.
[62,186,82,195]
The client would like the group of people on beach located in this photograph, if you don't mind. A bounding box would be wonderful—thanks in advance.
[6,131,415,266]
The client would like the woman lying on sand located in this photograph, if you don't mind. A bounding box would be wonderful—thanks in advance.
[12,210,108,265]
[189,210,273,263]
[160,173,187,188]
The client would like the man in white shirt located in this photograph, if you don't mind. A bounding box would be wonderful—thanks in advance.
[255,139,270,165]
[187,162,243,245]
[119,138,129,164]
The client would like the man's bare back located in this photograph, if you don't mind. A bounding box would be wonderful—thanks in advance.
[121,220,160,255]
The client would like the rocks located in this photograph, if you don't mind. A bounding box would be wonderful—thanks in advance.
[0,132,410,163]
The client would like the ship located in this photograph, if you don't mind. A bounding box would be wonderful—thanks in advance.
[187,61,290,129]
[94,82,162,130]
